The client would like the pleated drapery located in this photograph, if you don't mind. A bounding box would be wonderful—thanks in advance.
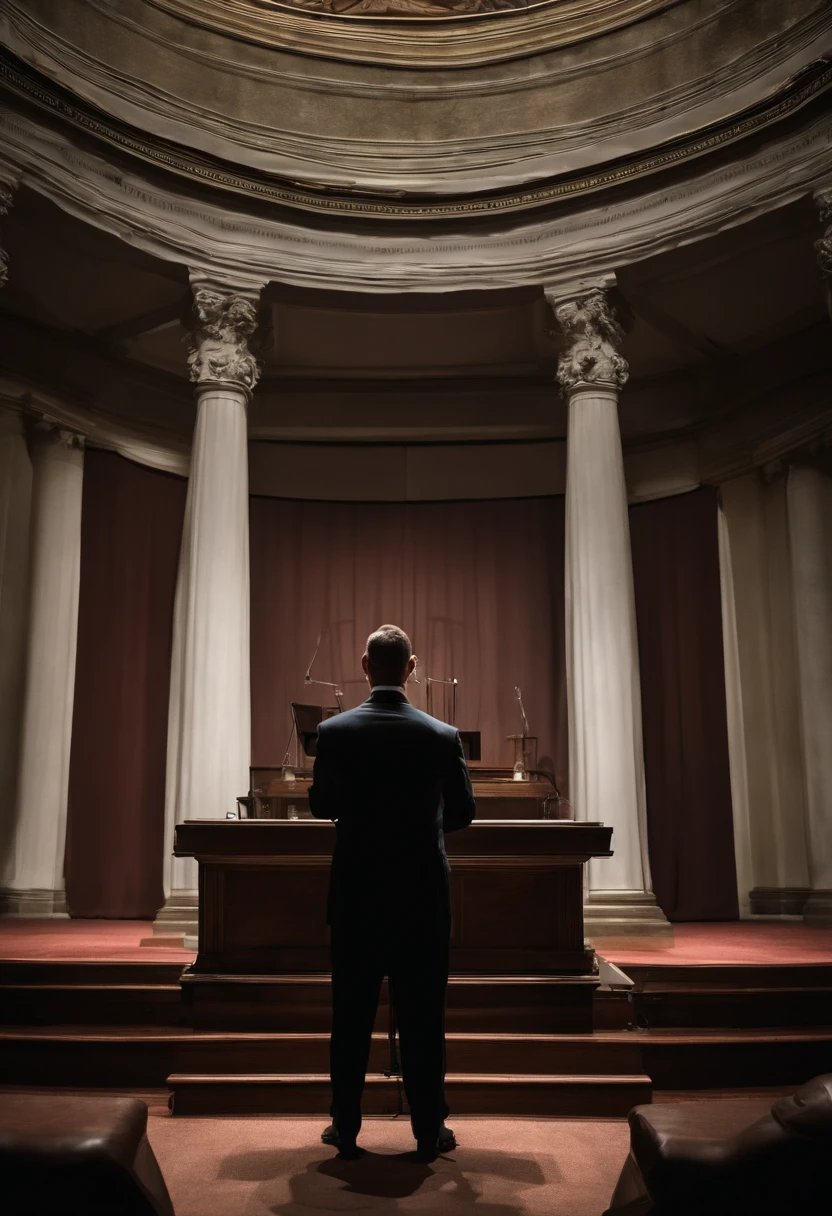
[65,451,186,919]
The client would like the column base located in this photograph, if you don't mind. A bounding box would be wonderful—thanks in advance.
[0,887,68,918]
[144,891,198,949]
[803,890,832,926]
[584,890,674,950]
[749,886,812,916]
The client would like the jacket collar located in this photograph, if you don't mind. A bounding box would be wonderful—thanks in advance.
[366,687,408,703]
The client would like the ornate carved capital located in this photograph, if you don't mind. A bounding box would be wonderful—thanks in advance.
[548,287,629,395]
[29,413,86,451]
[0,174,18,291]
[187,282,262,397]
[814,188,832,274]
[814,187,832,319]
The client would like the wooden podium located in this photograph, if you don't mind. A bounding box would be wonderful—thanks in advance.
[175,818,612,1034]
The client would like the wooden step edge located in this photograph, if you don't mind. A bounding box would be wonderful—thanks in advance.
[0,984,183,993]
[635,1029,832,1044]
[0,1029,641,1044]
[4,1026,830,1046]
[639,986,832,996]
[167,1072,651,1086]
[180,972,599,985]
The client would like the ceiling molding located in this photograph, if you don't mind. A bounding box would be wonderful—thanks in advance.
[1,98,829,294]
[2,48,831,222]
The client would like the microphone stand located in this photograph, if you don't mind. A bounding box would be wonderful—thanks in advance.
[303,632,345,711]
[304,676,344,713]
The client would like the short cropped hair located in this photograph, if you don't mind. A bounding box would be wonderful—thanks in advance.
[366,624,412,685]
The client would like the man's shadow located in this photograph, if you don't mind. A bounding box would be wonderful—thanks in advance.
[317,1149,437,1199]
[221,1142,548,1214]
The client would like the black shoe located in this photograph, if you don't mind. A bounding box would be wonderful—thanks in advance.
[337,1142,364,1161]
[438,1123,457,1153]
[415,1138,438,1163]
[321,1122,363,1159]
[415,1122,456,1162]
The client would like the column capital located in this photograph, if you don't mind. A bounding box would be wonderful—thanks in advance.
[0,163,20,291]
[186,274,265,399]
[814,185,832,278]
[545,281,629,396]
[27,412,86,453]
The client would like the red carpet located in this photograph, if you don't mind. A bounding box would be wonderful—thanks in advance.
[2,918,832,966]
[598,921,832,966]
[0,919,194,962]
[146,1114,631,1216]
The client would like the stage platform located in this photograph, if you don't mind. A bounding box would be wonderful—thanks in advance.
[3,918,832,966]
[1,919,831,1115]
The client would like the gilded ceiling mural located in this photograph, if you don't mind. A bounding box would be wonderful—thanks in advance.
[275,0,526,13]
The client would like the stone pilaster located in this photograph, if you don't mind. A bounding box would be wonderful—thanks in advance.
[0,418,85,917]
[548,282,672,947]
[154,277,263,944]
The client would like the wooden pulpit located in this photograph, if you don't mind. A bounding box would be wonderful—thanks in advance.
[174,819,612,1034]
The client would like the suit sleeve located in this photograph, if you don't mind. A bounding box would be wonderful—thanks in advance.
[308,724,339,821]
[441,730,476,833]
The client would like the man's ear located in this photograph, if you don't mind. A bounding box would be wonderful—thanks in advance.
[407,655,417,678]
[361,653,370,676]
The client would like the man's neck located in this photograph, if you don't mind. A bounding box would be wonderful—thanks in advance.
[369,683,406,694]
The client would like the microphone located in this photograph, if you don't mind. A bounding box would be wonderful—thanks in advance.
[515,686,531,737]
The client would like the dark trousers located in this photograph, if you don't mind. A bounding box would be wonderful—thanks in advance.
[329,922,450,1145]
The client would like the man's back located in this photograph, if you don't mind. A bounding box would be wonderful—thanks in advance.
[308,688,475,931]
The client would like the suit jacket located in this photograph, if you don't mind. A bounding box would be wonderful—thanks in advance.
[308,689,476,936]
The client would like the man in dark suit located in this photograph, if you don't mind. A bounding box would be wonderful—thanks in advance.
[309,624,476,1161]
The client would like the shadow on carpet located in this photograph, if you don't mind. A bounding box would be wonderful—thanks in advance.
[149,1117,629,1216]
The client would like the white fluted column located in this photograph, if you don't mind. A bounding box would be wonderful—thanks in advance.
[0,408,33,890]
[0,421,84,916]
[548,283,672,945]
[787,464,832,925]
[154,277,262,941]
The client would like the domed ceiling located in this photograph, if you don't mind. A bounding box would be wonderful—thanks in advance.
[1,0,829,218]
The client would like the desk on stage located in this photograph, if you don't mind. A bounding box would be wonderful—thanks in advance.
[248,767,558,820]
[174,818,612,1033]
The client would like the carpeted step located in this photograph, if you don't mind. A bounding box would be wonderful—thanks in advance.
[4,1025,832,1091]
[166,1071,652,1118]
[0,961,188,986]
[619,963,832,987]
[185,972,598,1034]
[0,1028,644,1086]
[0,983,190,1028]
[631,985,832,1029]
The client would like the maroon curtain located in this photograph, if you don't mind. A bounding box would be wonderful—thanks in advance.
[630,487,738,921]
[250,496,568,790]
[65,451,186,918]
